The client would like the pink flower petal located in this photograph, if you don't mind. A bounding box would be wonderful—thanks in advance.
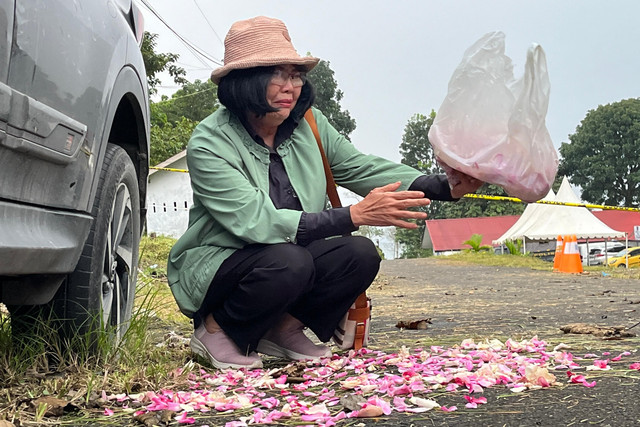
[441,405,458,412]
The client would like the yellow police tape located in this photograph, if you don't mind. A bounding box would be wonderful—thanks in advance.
[463,193,640,212]
[149,166,640,212]
[150,166,190,173]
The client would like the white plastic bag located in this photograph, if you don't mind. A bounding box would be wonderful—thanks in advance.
[428,31,558,202]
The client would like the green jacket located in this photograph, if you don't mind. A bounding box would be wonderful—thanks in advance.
[167,107,423,317]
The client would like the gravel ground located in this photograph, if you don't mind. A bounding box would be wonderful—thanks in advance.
[360,258,640,427]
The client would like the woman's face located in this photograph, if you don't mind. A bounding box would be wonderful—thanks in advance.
[264,64,304,125]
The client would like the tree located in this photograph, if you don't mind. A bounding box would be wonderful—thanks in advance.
[307,59,356,140]
[141,32,188,95]
[395,112,437,257]
[558,98,640,207]
[141,31,221,166]
[155,79,219,124]
[149,117,198,166]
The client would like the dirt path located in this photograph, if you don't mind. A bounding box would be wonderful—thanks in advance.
[363,258,640,426]
[60,258,640,427]
[372,258,639,340]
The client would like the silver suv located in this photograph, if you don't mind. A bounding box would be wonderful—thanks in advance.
[0,0,149,340]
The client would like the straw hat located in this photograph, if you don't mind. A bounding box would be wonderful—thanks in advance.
[211,16,319,84]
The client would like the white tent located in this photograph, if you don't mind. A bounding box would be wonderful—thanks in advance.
[492,187,556,246]
[493,176,626,245]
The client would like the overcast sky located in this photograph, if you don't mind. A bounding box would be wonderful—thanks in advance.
[143,0,639,163]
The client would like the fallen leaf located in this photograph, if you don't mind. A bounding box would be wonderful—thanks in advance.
[395,318,432,330]
[29,397,78,417]
[340,394,366,412]
[134,412,164,427]
[559,323,635,337]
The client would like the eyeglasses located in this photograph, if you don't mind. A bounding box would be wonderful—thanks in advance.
[270,69,307,87]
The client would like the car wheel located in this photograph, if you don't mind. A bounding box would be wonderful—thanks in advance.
[617,264,627,268]
[60,143,140,344]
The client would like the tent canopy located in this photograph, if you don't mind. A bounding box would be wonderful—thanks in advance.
[493,177,626,244]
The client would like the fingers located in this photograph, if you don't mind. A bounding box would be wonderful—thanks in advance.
[370,181,403,194]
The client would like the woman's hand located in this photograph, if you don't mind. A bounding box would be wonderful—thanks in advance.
[447,170,484,199]
[349,182,430,229]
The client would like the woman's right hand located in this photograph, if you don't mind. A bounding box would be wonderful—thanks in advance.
[349,181,431,229]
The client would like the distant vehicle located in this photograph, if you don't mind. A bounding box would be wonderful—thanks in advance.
[588,245,625,266]
[607,247,640,268]
[0,1,150,341]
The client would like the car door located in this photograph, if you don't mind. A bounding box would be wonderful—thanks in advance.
[0,0,118,213]
[0,0,12,83]
[628,248,640,268]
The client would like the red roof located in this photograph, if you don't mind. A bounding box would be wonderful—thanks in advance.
[592,210,640,240]
[425,216,519,252]
[425,211,640,252]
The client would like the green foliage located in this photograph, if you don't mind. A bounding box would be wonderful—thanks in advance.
[504,239,523,256]
[149,80,220,166]
[154,79,219,124]
[431,184,526,220]
[307,59,357,140]
[558,98,640,207]
[394,113,437,257]
[149,117,197,166]
[395,221,433,258]
[141,32,187,95]
[399,111,438,174]
[462,234,492,252]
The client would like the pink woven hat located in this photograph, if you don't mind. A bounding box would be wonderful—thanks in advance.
[211,16,319,84]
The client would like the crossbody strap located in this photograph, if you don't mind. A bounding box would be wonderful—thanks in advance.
[304,109,342,209]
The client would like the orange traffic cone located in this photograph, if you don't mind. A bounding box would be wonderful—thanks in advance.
[558,235,570,272]
[562,235,583,274]
[553,235,564,272]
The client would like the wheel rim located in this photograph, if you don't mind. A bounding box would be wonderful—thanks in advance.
[102,181,134,337]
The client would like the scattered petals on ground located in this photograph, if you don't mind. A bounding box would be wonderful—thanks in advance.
[100,337,638,425]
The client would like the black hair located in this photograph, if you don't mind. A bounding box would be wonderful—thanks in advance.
[217,66,315,123]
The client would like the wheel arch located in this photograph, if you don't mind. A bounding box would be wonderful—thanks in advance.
[93,65,150,227]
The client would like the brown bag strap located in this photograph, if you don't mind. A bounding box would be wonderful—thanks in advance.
[304,109,342,208]
[305,109,369,351]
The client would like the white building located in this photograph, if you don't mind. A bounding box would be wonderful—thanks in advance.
[146,151,191,238]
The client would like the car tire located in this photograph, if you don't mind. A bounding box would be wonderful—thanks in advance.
[617,264,627,268]
[59,143,140,344]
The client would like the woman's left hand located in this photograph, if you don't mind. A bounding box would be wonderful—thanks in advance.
[448,170,484,199]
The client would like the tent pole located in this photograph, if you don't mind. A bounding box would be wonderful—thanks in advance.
[626,233,629,268]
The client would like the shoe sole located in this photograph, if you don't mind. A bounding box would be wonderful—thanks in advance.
[256,339,331,361]
[190,336,263,370]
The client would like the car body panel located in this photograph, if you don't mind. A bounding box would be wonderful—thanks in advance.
[607,247,640,268]
[588,245,625,266]
[2,0,143,212]
[0,1,148,287]
[0,0,11,82]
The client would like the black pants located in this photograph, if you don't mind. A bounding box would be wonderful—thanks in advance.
[195,236,381,354]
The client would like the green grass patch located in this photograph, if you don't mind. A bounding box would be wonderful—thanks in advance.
[0,234,197,424]
[438,250,553,269]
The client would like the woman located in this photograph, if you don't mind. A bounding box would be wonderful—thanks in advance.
[168,16,482,370]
